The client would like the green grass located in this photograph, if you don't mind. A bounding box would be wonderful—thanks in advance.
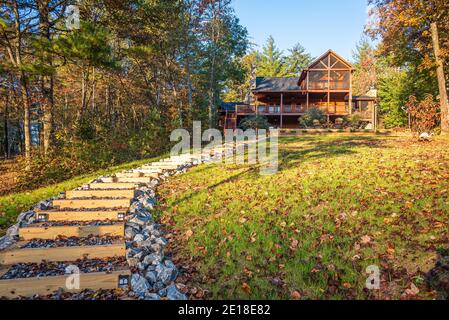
[159,134,449,300]
[0,154,167,235]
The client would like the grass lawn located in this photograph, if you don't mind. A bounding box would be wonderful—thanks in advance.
[0,154,166,236]
[158,133,449,300]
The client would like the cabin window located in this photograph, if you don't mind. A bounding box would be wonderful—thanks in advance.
[329,70,350,90]
[360,101,370,112]
[308,71,328,90]
[259,106,266,113]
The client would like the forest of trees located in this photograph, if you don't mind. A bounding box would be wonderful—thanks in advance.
[0,0,248,188]
[1,0,448,192]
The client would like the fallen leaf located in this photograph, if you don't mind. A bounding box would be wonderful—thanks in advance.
[291,291,301,300]
[433,222,445,228]
[361,235,372,245]
[185,229,193,239]
[290,239,299,250]
[239,217,248,224]
[241,283,251,294]
[404,283,419,296]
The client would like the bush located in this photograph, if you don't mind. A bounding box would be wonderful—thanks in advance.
[239,116,270,130]
[406,95,440,135]
[299,108,326,128]
[345,113,363,130]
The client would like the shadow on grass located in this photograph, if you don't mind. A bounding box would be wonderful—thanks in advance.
[166,135,392,207]
[168,167,255,207]
[279,136,390,171]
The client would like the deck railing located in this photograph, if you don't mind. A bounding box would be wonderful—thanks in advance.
[236,104,349,115]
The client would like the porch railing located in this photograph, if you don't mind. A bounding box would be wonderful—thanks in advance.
[236,104,349,115]
[236,105,307,115]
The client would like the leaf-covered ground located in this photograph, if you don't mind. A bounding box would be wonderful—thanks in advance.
[158,134,449,300]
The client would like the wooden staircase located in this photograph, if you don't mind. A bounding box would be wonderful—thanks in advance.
[0,154,207,299]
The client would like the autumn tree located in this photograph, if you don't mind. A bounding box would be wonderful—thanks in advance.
[368,0,449,133]
[352,38,377,96]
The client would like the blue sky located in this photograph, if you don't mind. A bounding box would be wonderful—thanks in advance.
[232,0,370,62]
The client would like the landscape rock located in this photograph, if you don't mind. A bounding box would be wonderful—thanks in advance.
[0,236,15,251]
[156,263,178,285]
[166,284,188,300]
[131,273,151,296]
[35,200,52,211]
[133,234,145,243]
[143,253,163,266]
[144,293,161,300]
[125,227,137,240]
[145,270,157,284]
[6,224,19,238]
[17,210,36,226]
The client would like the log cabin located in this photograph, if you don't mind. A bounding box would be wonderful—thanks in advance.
[220,50,377,130]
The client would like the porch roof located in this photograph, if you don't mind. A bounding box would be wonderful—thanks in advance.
[253,77,301,93]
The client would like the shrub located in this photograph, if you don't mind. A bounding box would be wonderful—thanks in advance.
[299,108,326,128]
[406,94,440,135]
[345,113,363,130]
[239,116,270,130]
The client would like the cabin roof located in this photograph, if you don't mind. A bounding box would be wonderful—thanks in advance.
[253,77,301,93]
[251,50,353,93]
[220,101,241,112]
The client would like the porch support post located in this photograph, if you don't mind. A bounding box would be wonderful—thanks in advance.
[255,96,259,116]
[349,71,353,115]
[306,72,310,110]
[280,93,284,129]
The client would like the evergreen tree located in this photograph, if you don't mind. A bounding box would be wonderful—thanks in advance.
[257,36,286,77]
[284,43,313,76]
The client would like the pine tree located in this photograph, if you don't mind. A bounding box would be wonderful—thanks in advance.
[257,36,286,77]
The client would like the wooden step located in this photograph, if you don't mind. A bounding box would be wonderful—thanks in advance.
[0,243,126,265]
[89,183,136,190]
[19,223,125,241]
[0,270,130,299]
[99,177,153,184]
[114,172,159,179]
[52,199,131,210]
[133,168,164,174]
[66,189,135,199]
[34,210,127,222]
[142,164,181,170]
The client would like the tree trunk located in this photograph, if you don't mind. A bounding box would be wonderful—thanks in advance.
[4,90,9,159]
[80,69,88,119]
[20,72,32,161]
[12,0,31,161]
[38,0,54,155]
[430,22,449,133]
[92,67,96,112]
